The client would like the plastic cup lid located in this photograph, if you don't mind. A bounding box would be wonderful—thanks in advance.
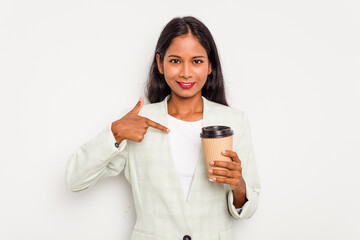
[200,125,234,138]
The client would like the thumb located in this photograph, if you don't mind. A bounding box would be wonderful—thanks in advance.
[129,96,144,114]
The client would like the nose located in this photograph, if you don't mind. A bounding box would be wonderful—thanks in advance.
[180,62,192,79]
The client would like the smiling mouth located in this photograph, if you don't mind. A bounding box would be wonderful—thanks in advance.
[176,81,195,89]
[176,81,195,85]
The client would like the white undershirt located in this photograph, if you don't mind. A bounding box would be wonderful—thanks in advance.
[167,114,243,213]
[167,114,202,201]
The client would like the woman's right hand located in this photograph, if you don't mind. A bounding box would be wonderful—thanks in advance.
[111,96,170,144]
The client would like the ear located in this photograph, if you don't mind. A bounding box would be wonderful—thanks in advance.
[208,62,212,75]
[156,54,164,74]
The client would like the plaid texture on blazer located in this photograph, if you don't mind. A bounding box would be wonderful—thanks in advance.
[66,94,261,240]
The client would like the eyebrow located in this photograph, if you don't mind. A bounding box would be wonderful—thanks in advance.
[167,55,206,58]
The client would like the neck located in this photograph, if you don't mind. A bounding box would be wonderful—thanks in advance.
[167,93,203,120]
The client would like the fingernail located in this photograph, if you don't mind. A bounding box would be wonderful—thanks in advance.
[209,169,213,173]
[166,128,170,132]
[210,161,214,165]
[222,150,226,154]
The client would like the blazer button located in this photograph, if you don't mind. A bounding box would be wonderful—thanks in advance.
[114,142,119,148]
[183,235,191,240]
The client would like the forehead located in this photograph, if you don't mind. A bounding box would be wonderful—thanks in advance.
[165,34,207,57]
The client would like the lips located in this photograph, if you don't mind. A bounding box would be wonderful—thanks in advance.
[177,81,195,84]
[177,81,195,89]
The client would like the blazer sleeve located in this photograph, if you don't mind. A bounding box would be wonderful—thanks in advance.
[227,111,261,220]
[65,108,130,192]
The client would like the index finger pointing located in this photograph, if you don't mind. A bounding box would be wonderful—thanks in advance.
[145,118,170,133]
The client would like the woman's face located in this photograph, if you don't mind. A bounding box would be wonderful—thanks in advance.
[156,33,212,100]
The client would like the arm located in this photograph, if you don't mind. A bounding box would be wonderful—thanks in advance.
[227,111,261,220]
[65,108,130,192]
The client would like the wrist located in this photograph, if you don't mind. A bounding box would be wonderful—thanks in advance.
[232,178,247,208]
[111,122,125,143]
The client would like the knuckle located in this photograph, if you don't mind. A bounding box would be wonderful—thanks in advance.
[136,135,144,142]
[219,177,225,182]
[218,161,226,167]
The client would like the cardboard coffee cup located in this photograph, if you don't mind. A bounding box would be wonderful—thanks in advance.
[200,126,234,182]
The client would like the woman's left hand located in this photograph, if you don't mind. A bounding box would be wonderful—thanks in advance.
[209,150,245,192]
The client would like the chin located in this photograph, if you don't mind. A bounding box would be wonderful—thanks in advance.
[171,89,202,99]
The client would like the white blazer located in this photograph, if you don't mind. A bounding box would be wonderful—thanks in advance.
[66,94,261,240]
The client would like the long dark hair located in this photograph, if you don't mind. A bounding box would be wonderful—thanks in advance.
[145,16,229,106]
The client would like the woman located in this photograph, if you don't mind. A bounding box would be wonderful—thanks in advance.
[66,16,261,240]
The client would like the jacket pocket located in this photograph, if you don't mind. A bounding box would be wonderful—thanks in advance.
[130,228,155,240]
[218,227,234,240]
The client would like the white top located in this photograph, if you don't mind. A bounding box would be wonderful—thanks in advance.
[167,114,242,212]
[167,114,202,201]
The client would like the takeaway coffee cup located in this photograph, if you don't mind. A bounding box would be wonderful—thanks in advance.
[200,126,234,182]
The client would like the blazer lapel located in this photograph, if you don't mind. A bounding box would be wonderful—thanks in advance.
[160,94,212,204]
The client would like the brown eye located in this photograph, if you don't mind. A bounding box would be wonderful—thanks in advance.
[170,59,180,63]
[193,59,203,64]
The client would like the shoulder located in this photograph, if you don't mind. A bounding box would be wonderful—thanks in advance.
[139,101,163,116]
[206,98,246,120]
[122,100,162,113]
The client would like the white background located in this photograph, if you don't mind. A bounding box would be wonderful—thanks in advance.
[1,0,359,239]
